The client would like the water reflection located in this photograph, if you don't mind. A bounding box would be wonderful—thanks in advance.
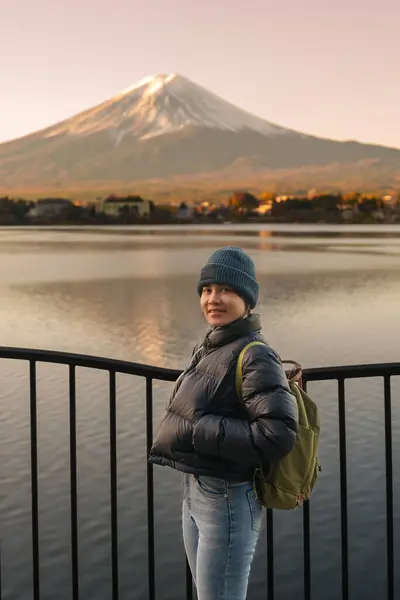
[0,227,399,600]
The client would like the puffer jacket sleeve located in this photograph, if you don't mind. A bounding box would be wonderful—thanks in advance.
[192,344,298,468]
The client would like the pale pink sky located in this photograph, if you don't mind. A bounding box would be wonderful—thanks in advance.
[1,0,399,148]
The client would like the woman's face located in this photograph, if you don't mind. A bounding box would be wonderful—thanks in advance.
[200,284,247,327]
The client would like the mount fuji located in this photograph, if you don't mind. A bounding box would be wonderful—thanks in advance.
[1,73,399,192]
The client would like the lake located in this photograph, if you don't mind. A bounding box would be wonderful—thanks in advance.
[0,223,399,600]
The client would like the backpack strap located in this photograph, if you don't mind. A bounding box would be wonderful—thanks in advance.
[235,341,303,399]
[235,341,266,398]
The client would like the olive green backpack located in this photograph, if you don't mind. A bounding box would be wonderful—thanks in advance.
[236,341,321,510]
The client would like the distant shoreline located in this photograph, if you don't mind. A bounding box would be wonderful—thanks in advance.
[2,222,400,236]
[1,216,399,227]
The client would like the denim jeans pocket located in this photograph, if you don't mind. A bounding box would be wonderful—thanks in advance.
[246,489,262,532]
[196,475,227,499]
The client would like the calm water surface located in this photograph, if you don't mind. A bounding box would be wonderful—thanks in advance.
[0,224,399,600]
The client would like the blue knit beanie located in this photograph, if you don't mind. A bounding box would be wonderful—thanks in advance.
[197,246,259,308]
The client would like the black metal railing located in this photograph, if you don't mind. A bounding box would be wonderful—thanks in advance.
[0,347,399,600]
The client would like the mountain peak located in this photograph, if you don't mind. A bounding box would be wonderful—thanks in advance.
[119,73,178,96]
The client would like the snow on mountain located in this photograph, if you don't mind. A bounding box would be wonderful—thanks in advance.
[44,73,291,143]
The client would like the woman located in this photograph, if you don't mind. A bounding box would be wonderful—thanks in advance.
[149,246,298,600]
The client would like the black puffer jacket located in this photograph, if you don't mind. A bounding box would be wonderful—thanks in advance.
[149,314,298,481]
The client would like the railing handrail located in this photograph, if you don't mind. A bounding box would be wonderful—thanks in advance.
[0,345,399,381]
[0,346,180,381]
[304,362,400,380]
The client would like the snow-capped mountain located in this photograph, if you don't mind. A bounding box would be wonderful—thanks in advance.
[43,73,292,142]
[0,73,399,191]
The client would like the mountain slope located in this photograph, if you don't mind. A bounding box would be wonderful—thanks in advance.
[1,73,399,191]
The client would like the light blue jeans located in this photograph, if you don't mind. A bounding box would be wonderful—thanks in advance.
[182,473,263,600]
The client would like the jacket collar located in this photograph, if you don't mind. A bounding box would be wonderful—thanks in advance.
[204,313,262,349]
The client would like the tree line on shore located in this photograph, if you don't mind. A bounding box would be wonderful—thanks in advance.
[0,190,399,225]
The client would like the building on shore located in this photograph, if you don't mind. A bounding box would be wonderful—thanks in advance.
[98,195,152,218]
[28,198,75,218]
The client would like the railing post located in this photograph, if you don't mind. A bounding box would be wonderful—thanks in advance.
[29,360,40,600]
[338,378,349,600]
[109,371,119,599]
[302,379,311,600]
[303,501,311,600]
[69,365,79,600]
[266,509,274,600]
[384,375,394,600]
[185,558,193,600]
[146,378,156,600]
